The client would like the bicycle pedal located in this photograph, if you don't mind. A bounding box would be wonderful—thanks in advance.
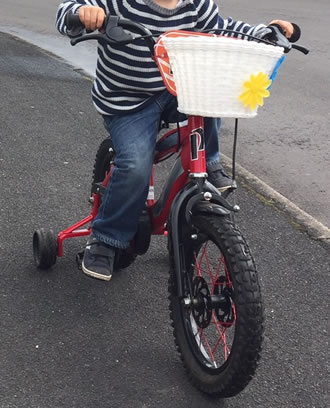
[91,182,106,196]
[76,250,84,270]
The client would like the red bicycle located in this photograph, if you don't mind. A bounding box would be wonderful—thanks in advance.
[33,16,308,397]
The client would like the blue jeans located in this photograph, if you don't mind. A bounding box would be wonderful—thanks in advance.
[92,91,221,248]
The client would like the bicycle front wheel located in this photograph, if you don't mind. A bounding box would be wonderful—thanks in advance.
[168,214,264,397]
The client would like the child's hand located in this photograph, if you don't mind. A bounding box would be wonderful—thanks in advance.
[268,20,294,39]
[79,6,106,31]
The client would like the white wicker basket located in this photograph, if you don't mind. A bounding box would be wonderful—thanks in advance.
[162,35,284,118]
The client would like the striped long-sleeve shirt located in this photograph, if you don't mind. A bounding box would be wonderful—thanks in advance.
[56,0,266,115]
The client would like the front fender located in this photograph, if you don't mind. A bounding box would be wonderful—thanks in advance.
[168,182,198,297]
[168,182,235,297]
[191,201,230,216]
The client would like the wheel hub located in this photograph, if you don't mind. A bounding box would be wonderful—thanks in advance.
[192,277,212,328]
[213,277,235,327]
[190,276,235,329]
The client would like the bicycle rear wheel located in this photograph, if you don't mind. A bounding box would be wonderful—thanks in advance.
[168,214,264,397]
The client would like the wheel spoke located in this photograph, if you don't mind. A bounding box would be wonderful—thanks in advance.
[190,315,213,363]
[191,238,237,365]
[200,327,217,367]
[202,246,216,281]
[195,245,227,289]
[194,243,208,277]
[169,215,263,395]
[194,242,217,281]
[215,255,226,283]
[211,312,230,360]
[211,255,226,294]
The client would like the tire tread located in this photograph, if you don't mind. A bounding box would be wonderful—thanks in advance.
[168,214,264,397]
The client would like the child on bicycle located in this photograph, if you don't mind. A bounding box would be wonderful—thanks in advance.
[56,0,293,281]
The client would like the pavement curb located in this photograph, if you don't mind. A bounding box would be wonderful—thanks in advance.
[222,154,330,248]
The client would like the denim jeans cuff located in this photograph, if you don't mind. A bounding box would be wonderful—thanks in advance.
[92,231,130,249]
[206,159,220,167]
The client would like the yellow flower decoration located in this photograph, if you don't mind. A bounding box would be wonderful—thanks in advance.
[239,72,272,110]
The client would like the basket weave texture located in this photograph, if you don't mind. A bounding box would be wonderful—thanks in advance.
[163,36,284,118]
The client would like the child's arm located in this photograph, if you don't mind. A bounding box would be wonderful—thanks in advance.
[196,0,294,39]
[56,1,106,34]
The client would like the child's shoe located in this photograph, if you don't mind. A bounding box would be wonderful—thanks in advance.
[82,236,115,281]
[207,162,233,192]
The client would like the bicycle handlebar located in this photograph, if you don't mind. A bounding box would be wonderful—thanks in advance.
[65,11,309,56]
[66,11,155,54]
[263,24,309,55]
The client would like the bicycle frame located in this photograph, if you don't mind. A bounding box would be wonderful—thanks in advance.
[56,23,247,258]
[57,114,207,256]
[32,14,310,397]
[150,115,206,234]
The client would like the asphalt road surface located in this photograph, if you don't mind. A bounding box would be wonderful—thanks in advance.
[0,32,329,408]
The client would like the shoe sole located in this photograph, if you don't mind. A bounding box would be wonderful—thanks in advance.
[82,261,112,281]
[218,185,233,192]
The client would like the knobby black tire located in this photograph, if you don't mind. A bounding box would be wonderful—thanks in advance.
[92,137,137,270]
[33,228,57,270]
[93,137,115,185]
[168,214,264,397]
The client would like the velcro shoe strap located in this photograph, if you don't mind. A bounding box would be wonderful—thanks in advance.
[89,244,114,257]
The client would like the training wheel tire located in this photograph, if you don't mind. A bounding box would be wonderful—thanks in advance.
[33,228,58,269]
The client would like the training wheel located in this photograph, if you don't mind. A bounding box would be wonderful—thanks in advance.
[33,228,58,269]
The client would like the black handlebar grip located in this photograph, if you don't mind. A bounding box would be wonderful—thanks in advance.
[65,10,85,37]
[65,10,83,28]
[271,22,301,43]
[289,23,301,43]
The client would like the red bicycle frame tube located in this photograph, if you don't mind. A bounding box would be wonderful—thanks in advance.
[149,115,205,235]
[57,167,113,257]
[57,195,98,257]
[56,115,206,256]
[181,116,205,174]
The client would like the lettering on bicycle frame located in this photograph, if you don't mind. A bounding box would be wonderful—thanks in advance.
[190,128,205,161]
